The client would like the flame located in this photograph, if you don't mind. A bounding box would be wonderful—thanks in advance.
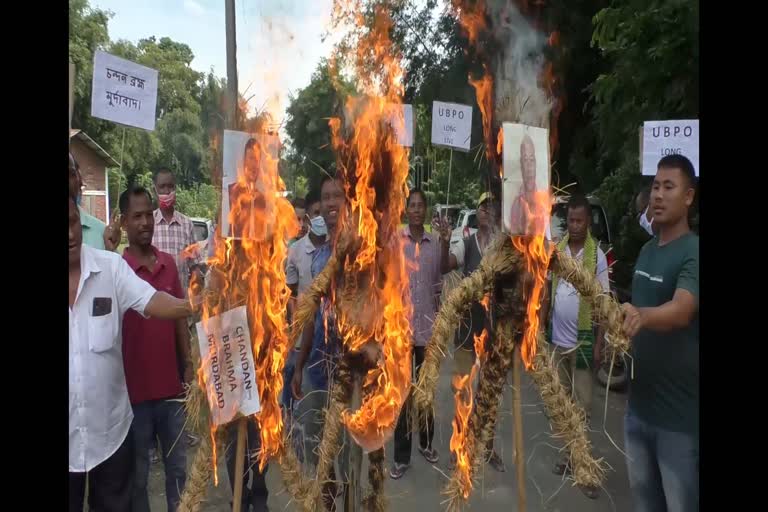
[450,327,488,498]
[511,190,553,369]
[328,0,413,452]
[196,123,298,475]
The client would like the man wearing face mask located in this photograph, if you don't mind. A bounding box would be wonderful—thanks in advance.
[69,153,120,251]
[283,189,326,409]
[152,167,198,296]
[635,186,656,237]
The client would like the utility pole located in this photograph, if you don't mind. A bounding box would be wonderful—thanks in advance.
[225,0,239,130]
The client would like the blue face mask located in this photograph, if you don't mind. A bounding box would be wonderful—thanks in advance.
[309,215,327,237]
[76,194,82,206]
[639,206,654,236]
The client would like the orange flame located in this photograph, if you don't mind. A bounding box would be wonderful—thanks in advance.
[511,191,553,369]
[328,0,413,452]
[196,124,298,475]
[450,327,488,498]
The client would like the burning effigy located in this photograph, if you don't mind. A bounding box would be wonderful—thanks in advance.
[410,1,633,510]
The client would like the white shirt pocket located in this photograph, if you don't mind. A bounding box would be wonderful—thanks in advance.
[88,314,117,353]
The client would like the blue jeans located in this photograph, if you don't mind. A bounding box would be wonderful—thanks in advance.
[625,409,699,512]
[282,348,299,411]
[130,400,187,512]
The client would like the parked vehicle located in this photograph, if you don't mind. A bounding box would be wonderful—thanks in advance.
[190,217,213,242]
[450,208,477,245]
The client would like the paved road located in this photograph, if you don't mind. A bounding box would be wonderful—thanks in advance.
[149,352,631,512]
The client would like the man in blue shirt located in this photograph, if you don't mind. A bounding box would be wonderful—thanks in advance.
[290,174,348,509]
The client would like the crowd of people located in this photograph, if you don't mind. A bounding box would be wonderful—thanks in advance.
[69,150,698,512]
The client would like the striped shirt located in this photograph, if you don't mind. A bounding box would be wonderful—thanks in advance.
[152,209,196,295]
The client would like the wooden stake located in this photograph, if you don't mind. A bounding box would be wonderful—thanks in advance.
[344,373,364,512]
[512,346,527,512]
[232,418,248,512]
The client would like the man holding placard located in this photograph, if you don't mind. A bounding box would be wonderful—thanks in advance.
[69,193,197,512]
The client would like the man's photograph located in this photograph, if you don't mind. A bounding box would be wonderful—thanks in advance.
[501,123,550,236]
[222,130,279,240]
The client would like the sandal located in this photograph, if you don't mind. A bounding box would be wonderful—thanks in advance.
[418,446,439,464]
[389,463,409,480]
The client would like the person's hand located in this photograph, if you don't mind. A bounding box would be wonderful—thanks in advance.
[621,303,644,338]
[291,367,304,400]
[437,216,452,244]
[188,270,205,314]
[103,212,121,251]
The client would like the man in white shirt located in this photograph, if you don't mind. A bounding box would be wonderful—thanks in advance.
[68,195,196,512]
[544,194,609,499]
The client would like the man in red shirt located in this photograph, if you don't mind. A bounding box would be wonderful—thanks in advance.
[120,185,194,512]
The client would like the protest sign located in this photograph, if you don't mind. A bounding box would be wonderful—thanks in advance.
[642,120,699,176]
[431,101,472,151]
[195,306,261,427]
[91,50,159,131]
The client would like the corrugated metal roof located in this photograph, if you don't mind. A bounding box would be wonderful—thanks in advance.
[69,129,120,168]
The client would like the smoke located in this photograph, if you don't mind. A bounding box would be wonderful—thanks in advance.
[487,0,553,128]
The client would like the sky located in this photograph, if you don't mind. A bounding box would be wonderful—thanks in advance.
[93,0,336,125]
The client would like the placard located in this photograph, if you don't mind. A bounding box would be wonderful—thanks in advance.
[430,101,472,151]
[389,103,414,147]
[91,50,159,131]
[195,306,261,427]
[642,120,699,176]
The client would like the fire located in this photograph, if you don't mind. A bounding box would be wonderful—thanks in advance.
[328,0,413,451]
[511,190,553,369]
[196,121,298,475]
[450,327,488,498]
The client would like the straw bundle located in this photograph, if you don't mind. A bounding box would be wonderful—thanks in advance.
[177,431,218,512]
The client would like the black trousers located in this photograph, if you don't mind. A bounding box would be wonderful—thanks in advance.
[394,346,434,465]
[225,420,269,511]
[70,433,135,512]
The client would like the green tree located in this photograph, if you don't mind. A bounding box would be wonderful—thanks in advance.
[284,60,356,191]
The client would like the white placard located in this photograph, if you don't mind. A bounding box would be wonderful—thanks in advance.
[642,120,699,176]
[501,122,551,236]
[388,104,414,147]
[431,101,472,151]
[91,50,158,131]
[195,306,261,427]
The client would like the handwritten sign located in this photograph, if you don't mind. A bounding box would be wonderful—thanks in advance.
[431,101,472,151]
[642,120,699,176]
[91,50,158,131]
[195,306,261,427]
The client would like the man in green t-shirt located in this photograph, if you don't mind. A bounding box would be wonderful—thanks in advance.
[621,154,699,512]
